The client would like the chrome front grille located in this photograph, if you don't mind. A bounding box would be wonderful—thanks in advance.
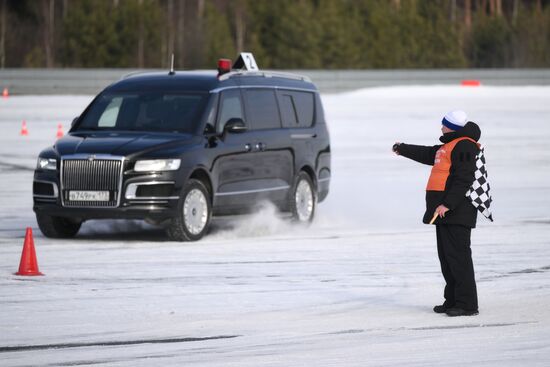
[61,156,124,207]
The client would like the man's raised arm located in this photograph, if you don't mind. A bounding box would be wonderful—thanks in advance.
[393,143,441,166]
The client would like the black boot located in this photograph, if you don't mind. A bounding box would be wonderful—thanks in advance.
[433,304,452,313]
[445,307,479,317]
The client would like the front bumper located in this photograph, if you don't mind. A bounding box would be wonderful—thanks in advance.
[33,168,182,221]
[33,203,178,221]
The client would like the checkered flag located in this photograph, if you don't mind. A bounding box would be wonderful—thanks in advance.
[466,145,493,221]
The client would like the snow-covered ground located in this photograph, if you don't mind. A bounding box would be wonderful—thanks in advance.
[1,86,550,366]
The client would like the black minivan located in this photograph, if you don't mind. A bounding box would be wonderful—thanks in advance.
[33,54,331,241]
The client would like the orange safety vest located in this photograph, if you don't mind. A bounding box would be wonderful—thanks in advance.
[426,137,478,191]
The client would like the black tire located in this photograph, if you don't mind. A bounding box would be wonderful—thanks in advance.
[166,179,212,241]
[36,213,82,238]
[289,171,316,223]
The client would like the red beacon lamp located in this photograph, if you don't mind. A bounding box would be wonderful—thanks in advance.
[217,53,259,77]
[217,59,232,76]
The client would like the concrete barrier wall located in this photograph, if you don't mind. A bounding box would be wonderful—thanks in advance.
[297,69,550,93]
[1,68,549,95]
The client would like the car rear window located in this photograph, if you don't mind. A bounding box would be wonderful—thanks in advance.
[278,90,315,128]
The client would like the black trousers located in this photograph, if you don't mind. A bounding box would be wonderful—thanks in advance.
[436,224,478,310]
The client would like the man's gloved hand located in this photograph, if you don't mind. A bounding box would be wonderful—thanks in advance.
[392,142,401,155]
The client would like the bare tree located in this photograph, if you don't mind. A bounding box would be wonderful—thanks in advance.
[450,0,457,22]
[536,0,542,15]
[167,0,175,63]
[197,0,204,25]
[138,0,144,67]
[465,0,472,30]
[512,0,519,24]
[234,0,246,53]
[487,0,502,16]
[480,0,488,14]
[192,0,205,67]
[63,0,68,19]
[177,0,185,69]
[0,0,5,69]
[42,0,55,68]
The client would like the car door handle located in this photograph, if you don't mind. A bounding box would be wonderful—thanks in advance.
[255,142,266,151]
[244,143,252,152]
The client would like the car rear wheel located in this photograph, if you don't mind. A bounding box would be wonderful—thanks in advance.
[166,179,211,241]
[36,213,82,238]
[289,172,316,223]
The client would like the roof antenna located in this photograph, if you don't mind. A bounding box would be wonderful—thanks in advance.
[169,53,175,75]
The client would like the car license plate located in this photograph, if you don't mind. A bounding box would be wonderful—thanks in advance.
[69,191,110,201]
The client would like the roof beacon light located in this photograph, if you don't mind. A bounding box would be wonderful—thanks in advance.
[217,58,232,76]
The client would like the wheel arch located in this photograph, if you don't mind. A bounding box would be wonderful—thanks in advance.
[188,167,213,200]
[298,165,317,190]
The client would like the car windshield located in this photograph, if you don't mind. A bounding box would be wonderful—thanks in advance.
[75,92,207,133]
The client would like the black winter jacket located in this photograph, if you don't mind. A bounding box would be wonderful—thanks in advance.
[396,122,481,228]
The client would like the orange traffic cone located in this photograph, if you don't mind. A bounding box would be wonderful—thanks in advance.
[2,88,8,98]
[461,80,481,87]
[20,120,29,136]
[56,123,64,139]
[15,228,44,276]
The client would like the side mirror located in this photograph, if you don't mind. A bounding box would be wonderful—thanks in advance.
[223,118,247,134]
[71,117,79,127]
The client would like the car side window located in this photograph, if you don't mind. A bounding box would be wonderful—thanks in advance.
[217,89,244,134]
[243,89,281,130]
[98,97,123,127]
[204,94,218,133]
[280,94,298,126]
[279,90,315,128]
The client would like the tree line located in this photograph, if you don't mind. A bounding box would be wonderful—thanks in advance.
[0,0,549,69]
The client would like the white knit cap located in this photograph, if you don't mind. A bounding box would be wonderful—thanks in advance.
[442,110,467,131]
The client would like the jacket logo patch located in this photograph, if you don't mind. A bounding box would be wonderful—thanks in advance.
[434,149,446,164]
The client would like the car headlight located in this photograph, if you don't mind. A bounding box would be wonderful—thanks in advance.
[37,157,57,170]
[134,159,181,172]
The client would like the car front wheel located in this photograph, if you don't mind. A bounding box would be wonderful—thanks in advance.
[36,213,82,238]
[166,179,211,241]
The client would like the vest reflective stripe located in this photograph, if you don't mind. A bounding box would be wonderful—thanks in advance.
[426,137,477,191]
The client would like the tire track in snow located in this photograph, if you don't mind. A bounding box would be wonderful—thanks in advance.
[479,265,550,282]
[328,321,538,335]
[0,335,240,353]
[0,161,34,172]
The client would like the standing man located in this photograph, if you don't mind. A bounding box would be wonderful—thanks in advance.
[393,110,481,317]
